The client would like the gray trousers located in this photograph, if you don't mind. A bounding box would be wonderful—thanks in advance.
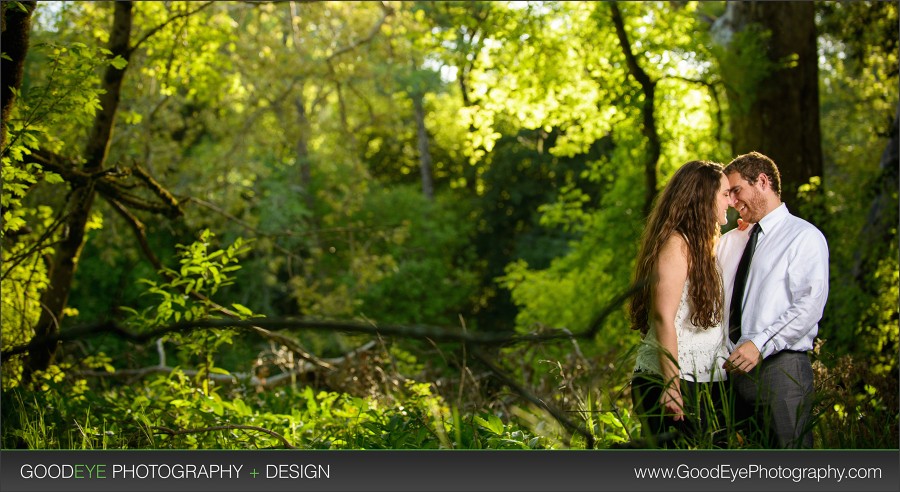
[731,350,815,448]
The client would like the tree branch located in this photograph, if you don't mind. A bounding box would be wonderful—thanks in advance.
[660,75,725,143]
[28,149,183,218]
[71,341,377,388]
[609,2,660,216]
[152,424,297,449]
[103,196,332,371]
[25,152,329,371]
[131,165,182,212]
[129,1,217,55]
[472,349,595,448]
[97,184,180,216]
[105,197,165,271]
[2,283,641,360]
[325,1,394,62]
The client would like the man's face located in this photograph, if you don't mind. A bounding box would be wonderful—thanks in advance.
[727,172,767,224]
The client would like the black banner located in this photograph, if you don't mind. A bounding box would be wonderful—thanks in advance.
[1,450,898,492]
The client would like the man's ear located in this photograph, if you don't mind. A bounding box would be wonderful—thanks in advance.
[756,173,769,191]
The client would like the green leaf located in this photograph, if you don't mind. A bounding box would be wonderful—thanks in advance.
[169,399,191,408]
[44,172,64,184]
[110,55,128,70]
[231,303,254,316]
[231,398,252,416]
[474,414,505,435]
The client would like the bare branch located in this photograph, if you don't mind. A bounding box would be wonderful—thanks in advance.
[660,75,725,142]
[27,150,182,218]
[0,207,69,282]
[23,151,331,371]
[72,341,377,388]
[473,349,595,448]
[325,2,394,62]
[101,195,333,371]
[105,197,165,271]
[131,165,182,212]
[152,424,297,449]
[129,2,217,55]
[1,283,641,360]
[609,2,660,215]
[28,148,84,180]
[97,184,181,216]
[186,197,264,236]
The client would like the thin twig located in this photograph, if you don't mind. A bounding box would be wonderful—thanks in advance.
[472,349,595,448]
[325,2,394,62]
[130,2,217,54]
[152,424,297,449]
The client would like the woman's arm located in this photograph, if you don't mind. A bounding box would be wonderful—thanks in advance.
[651,233,690,421]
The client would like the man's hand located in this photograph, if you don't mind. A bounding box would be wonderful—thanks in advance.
[724,341,761,374]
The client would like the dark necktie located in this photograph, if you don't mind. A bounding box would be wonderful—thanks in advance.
[729,224,761,343]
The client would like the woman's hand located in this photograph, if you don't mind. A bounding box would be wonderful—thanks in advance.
[659,384,684,421]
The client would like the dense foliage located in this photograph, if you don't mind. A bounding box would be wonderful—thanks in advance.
[1,1,897,450]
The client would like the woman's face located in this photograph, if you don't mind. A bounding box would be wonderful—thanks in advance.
[715,174,731,226]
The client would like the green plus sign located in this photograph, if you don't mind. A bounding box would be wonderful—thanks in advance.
[250,469,259,478]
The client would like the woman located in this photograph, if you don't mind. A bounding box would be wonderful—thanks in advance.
[629,160,731,446]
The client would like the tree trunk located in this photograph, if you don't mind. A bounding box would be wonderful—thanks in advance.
[23,1,134,383]
[293,93,315,214]
[1,1,37,152]
[712,1,822,209]
[412,91,434,201]
[610,2,660,217]
[852,103,899,288]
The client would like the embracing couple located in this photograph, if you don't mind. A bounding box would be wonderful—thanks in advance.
[629,151,829,449]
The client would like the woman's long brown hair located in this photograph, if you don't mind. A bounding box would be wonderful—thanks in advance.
[629,160,724,334]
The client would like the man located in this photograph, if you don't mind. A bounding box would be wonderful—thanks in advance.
[718,151,829,448]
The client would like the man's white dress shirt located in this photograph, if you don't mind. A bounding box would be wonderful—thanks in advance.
[717,204,829,359]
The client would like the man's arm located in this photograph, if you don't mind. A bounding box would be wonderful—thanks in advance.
[749,228,829,359]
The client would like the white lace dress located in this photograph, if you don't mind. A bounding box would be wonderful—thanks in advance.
[634,282,728,382]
